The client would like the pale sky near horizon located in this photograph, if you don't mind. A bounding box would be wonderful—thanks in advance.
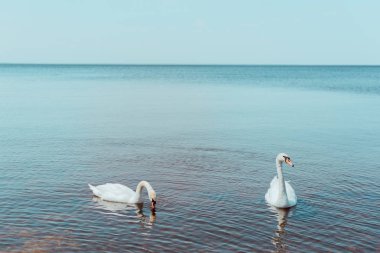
[0,0,379,65]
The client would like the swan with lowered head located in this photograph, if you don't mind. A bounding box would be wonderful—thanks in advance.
[265,153,297,208]
[88,180,156,210]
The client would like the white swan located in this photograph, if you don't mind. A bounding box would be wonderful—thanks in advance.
[88,180,157,210]
[265,153,297,208]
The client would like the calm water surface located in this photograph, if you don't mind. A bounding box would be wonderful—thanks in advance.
[0,65,379,252]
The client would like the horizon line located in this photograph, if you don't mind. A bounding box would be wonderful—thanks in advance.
[0,63,379,67]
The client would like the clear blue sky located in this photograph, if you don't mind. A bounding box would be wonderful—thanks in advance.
[0,0,379,64]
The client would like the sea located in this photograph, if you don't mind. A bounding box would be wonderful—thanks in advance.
[0,65,379,252]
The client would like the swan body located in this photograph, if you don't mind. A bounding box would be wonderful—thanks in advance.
[265,153,297,208]
[88,181,156,209]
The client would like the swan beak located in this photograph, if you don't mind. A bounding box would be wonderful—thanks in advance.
[285,158,294,167]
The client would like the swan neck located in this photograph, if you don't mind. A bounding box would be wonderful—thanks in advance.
[135,181,154,200]
[276,160,284,181]
[276,160,287,196]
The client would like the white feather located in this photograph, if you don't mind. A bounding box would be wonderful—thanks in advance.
[265,153,297,208]
[88,181,156,204]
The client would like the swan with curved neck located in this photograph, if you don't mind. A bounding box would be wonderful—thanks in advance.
[265,153,297,208]
[88,180,157,210]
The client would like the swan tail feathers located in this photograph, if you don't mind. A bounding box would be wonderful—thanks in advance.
[88,184,101,197]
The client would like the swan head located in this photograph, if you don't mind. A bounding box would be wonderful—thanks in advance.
[149,190,157,211]
[277,153,294,167]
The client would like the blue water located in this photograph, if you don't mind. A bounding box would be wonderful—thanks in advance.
[0,65,379,252]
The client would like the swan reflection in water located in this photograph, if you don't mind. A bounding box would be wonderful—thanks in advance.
[269,206,296,252]
[92,197,156,225]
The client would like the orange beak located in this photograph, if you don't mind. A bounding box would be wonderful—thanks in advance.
[285,157,294,167]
